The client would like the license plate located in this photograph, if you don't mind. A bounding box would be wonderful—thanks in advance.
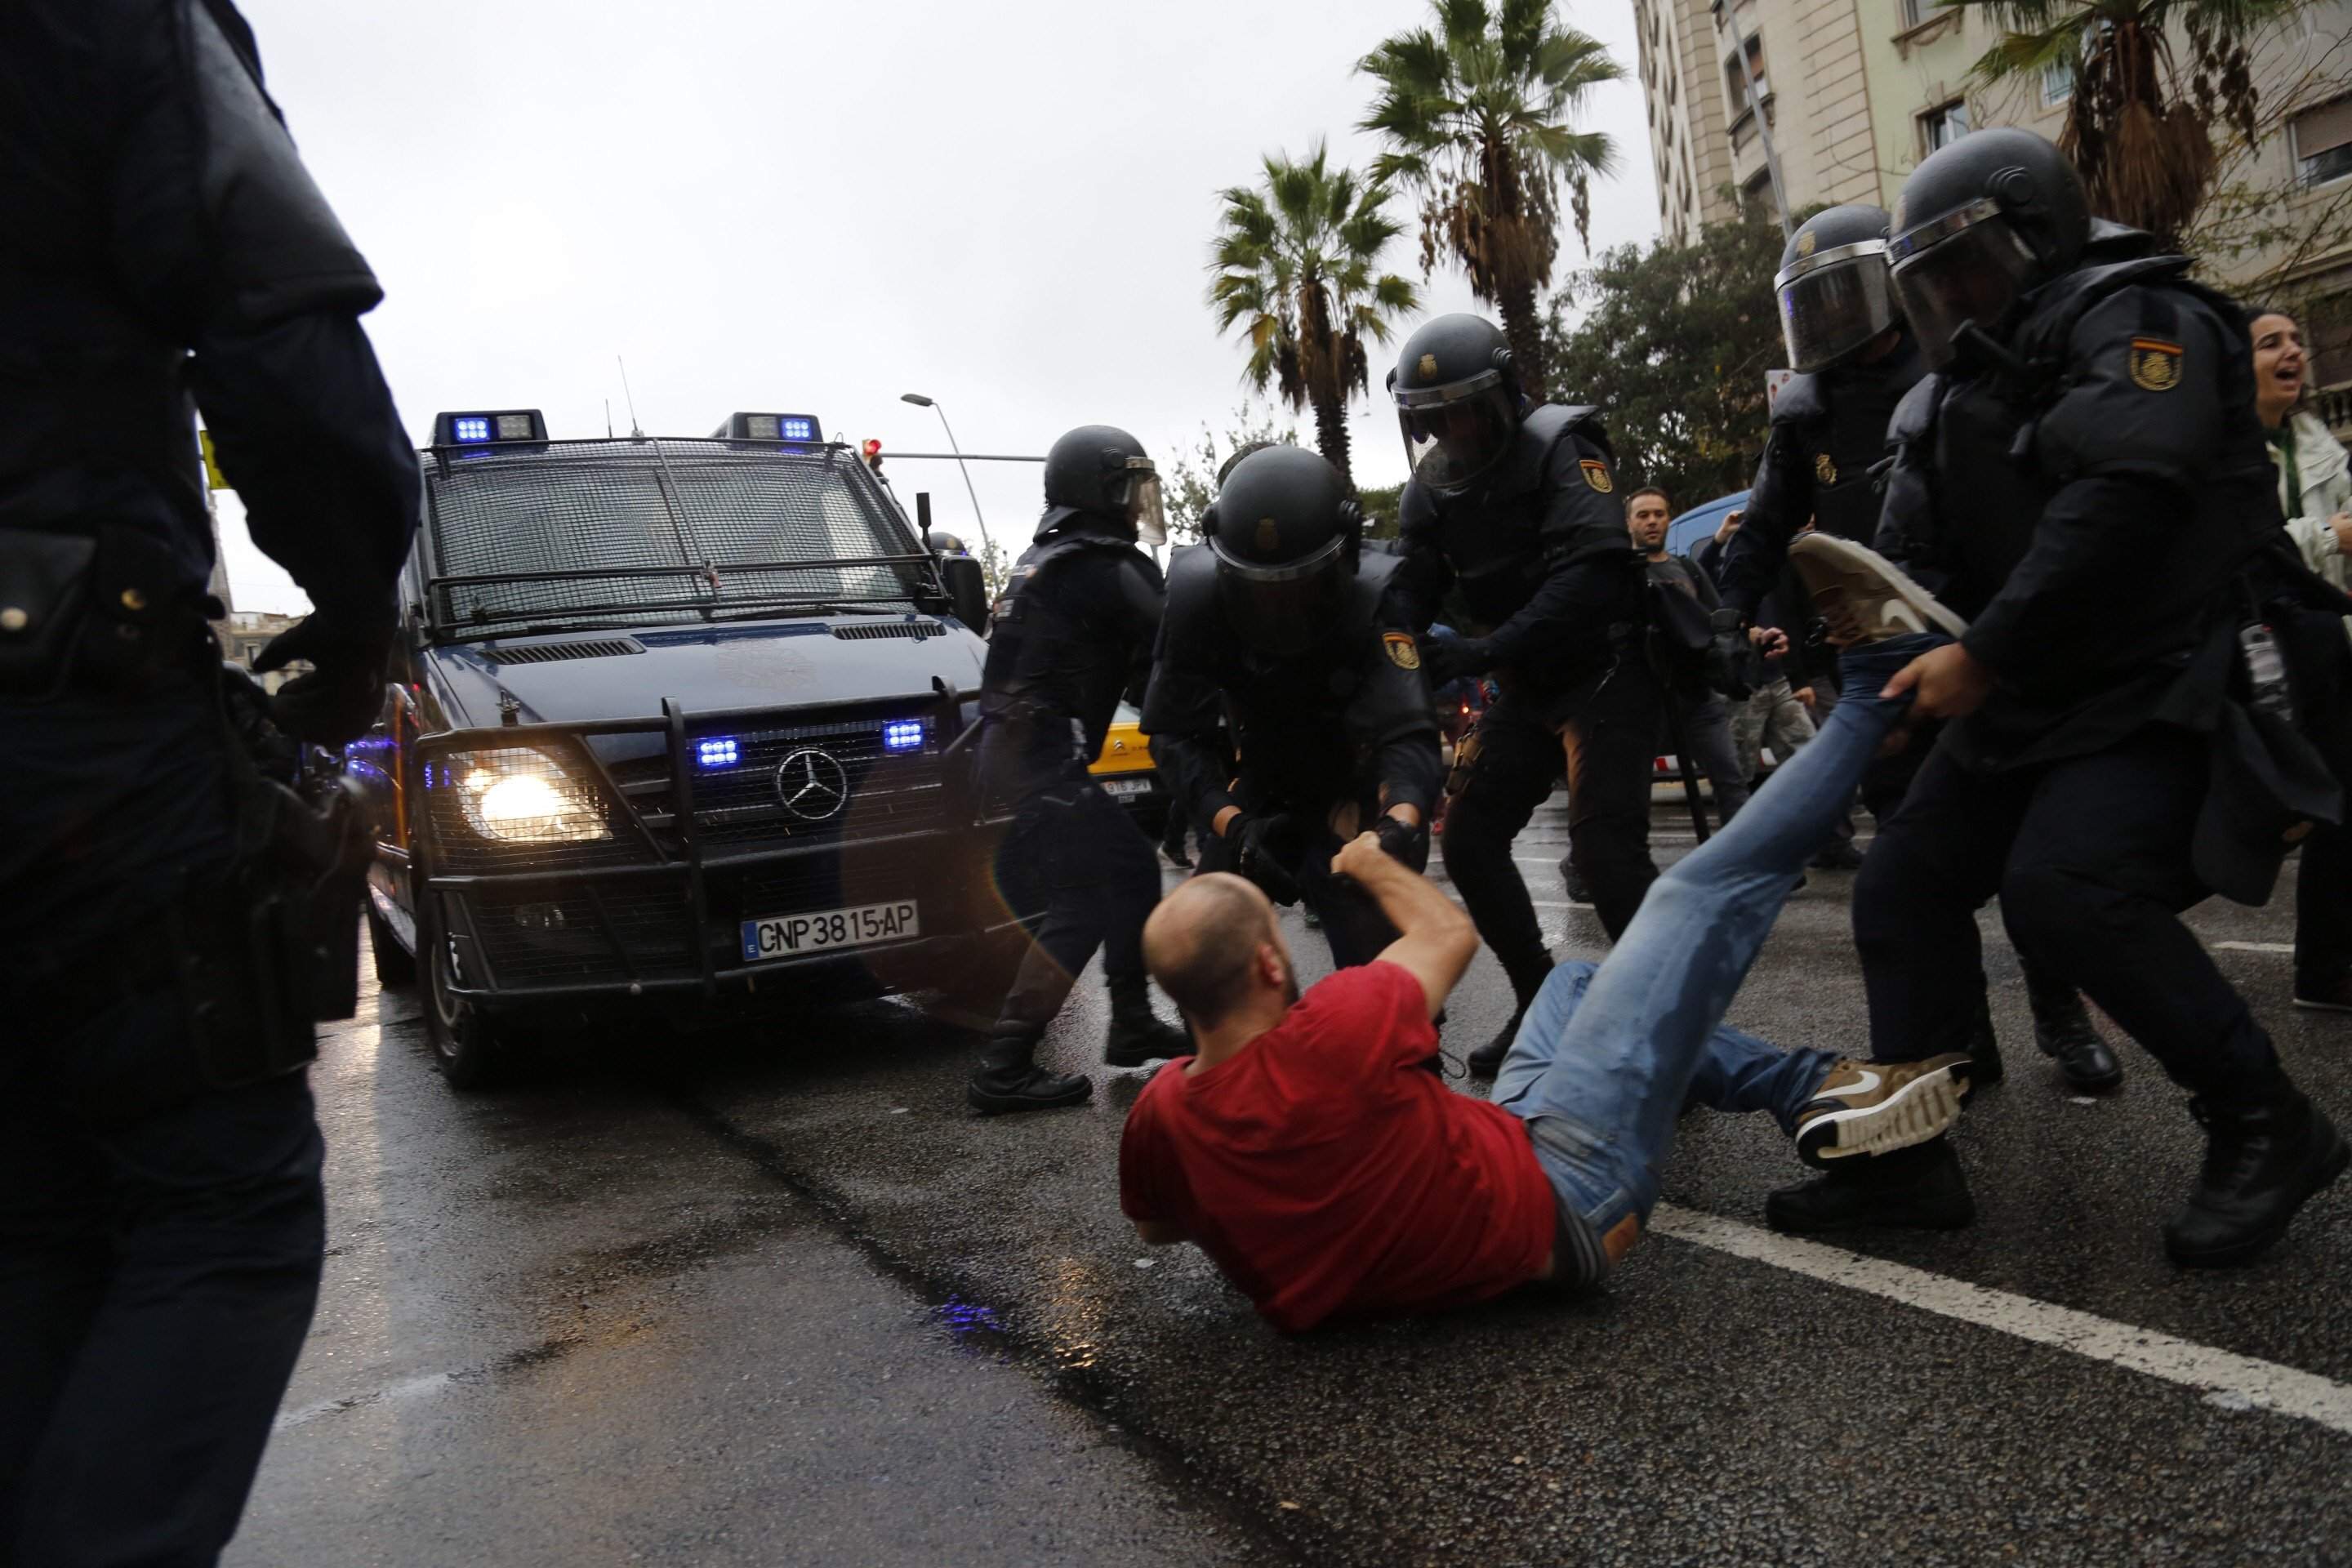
[740,900,920,962]
[1099,777,1152,799]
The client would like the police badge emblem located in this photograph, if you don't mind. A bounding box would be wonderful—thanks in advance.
[1382,631,1421,670]
[1795,229,1817,258]
[1255,516,1281,552]
[1815,452,1838,484]
[1579,459,1614,493]
[1418,353,1439,379]
[2128,337,2183,392]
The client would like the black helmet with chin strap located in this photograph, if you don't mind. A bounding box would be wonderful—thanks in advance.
[1775,203,1904,373]
[1886,127,2092,368]
[1204,445,1361,657]
[1038,424,1166,545]
[1386,314,1523,497]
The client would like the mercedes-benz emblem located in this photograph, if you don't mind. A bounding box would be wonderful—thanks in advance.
[774,747,850,822]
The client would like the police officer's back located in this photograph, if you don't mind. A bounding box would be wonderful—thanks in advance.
[1144,446,1441,967]
[969,424,1188,1113]
[0,2,419,1561]
[1383,313,1658,1071]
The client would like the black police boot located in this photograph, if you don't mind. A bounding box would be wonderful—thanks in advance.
[1468,968,1548,1077]
[2028,982,2122,1092]
[1557,856,1593,906]
[1964,997,2005,1088]
[1764,1138,1976,1235]
[2163,1085,2349,1267]
[967,1027,1092,1115]
[1104,976,1190,1069]
[1809,840,1865,871]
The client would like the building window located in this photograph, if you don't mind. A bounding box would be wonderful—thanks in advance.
[1900,0,1928,28]
[1921,100,1971,154]
[2292,96,2352,189]
[2042,56,2074,106]
[1726,34,1768,111]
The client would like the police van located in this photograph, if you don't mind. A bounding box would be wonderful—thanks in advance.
[346,408,1025,1085]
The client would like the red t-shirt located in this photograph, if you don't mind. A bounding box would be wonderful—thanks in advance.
[1118,961,1558,1332]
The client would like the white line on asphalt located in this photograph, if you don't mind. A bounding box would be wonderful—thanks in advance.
[2216,941,2296,955]
[274,1371,452,1432]
[1530,900,1593,911]
[1649,1204,2352,1436]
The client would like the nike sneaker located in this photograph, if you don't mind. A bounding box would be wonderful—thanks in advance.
[1793,1053,1973,1168]
[1788,533,1971,645]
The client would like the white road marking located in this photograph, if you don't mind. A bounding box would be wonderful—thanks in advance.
[274,1371,452,1432]
[2216,941,2296,955]
[1649,1203,2352,1436]
[1530,900,1593,911]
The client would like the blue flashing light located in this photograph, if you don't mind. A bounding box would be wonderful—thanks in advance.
[452,416,492,443]
[781,416,815,442]
[697,737,740,768]
[882,719,924,753]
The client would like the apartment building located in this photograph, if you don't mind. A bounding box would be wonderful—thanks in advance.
[1629,0,2352,425]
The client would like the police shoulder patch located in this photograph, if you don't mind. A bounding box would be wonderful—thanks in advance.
[1383,631,1422,670]
[2127,336,2183,392]
[1815,451,1838,484]
[1579,458,1614,494]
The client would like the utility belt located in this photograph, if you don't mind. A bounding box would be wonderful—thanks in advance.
[0,522,216,698]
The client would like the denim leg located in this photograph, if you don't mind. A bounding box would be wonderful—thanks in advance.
[1684,1025,1840,1135]
[1491,960,1598,1106]
[1497,635,1942,1237]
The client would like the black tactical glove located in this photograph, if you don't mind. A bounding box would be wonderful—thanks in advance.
[253,614,391,746]
[1373,812,1431,874]
[1420,634,1495,689]
[1227,812,1303,906]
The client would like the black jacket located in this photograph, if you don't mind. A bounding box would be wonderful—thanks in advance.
[976,522,1165,791]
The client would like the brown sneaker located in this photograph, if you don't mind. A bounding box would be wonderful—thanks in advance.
[1788,533,1971,645]
[1794,1054,1974,1168]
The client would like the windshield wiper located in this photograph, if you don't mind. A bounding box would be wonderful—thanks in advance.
[706,599,903,621]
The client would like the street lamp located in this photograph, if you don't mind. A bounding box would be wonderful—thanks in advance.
[900,393,994,561]
[1712,0,1793,242]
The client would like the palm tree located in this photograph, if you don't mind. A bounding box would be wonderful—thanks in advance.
[1957,0,2310,249]
[1209,142,1420,486]
[1358,0,1624,403]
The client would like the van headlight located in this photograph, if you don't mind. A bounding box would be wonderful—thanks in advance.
[445,748,613,843]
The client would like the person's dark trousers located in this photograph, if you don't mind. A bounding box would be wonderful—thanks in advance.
[993,776,1164,1029]
[1441,657,1661,996]
[2296,823,2352,994]
[1672,690,1750,822]
[0,995,325,1568]
[1289,819,1403,969]
[1853,724,2279,1096]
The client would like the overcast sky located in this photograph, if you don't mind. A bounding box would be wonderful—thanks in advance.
[217,0,1660,612]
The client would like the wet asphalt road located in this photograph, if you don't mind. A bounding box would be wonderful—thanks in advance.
[232,796,2352,1567]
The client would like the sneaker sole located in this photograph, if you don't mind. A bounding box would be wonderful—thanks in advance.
[2292,996,2352,1013]
[966,1085,1094,1116]
[1799,1063,1970,1167]
[2166,1131,2350,1267]
[1788,535,1972,641]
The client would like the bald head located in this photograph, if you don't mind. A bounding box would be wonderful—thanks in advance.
[1143,873,1287,1031]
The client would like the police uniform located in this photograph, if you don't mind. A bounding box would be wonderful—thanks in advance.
[1144,546,1442,967]
[1394,404,1658,1005]
[0,2,419,1558]
[1811,130,2345,1261]
[969,439,1186,1112]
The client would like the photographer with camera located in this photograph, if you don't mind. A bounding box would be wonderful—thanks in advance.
[0,3,418,1562]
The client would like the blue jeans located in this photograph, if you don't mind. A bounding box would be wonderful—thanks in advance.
[1492,634,1944,1267]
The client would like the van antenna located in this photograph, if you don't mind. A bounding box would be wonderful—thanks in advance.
[617,357,644,439]
[604,399,614,439]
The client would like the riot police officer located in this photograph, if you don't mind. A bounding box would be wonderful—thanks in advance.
[1768,129,2345,1263]
[1718,203,2121,1094]
[1143,446,1442,964]
[0,2,421,1560]
[969,425,1189,1113]
[1387,314,1659,1072]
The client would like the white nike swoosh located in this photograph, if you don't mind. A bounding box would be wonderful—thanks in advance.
[1822,1067,1884,1101]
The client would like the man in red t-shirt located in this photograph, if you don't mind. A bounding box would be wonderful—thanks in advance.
[1120,588,1985,1330]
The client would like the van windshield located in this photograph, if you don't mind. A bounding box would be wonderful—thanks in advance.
[420,437,926,637]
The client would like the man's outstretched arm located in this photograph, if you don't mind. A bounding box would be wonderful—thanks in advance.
[1331,833,1478,1019]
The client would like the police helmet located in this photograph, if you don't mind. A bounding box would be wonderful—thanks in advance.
[1205,446,1361,657]
[926,529,969,556]
[1040,424,1166,546]
[1775,204,1904,374]
[1386,314,1522,497]
[1886,128,2091,369]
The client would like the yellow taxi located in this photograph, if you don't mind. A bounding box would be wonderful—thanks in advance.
[1089,700,1168,833]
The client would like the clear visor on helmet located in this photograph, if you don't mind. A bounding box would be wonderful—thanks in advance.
[1888,200,2040,370]
[1207,532,1348,657]
[1116,457,1167,547]
[1775,241,1900,374]
[1395,373,1517,497]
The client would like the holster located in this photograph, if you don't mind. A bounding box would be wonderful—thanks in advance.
[0,523,215,697]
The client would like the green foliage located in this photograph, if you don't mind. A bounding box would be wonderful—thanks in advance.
[1209,142,1419,484]
[1161,405,1300,546]
[1357,480,1405,540]
[1542,203,1802,511]
[1357,0,1624,400]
